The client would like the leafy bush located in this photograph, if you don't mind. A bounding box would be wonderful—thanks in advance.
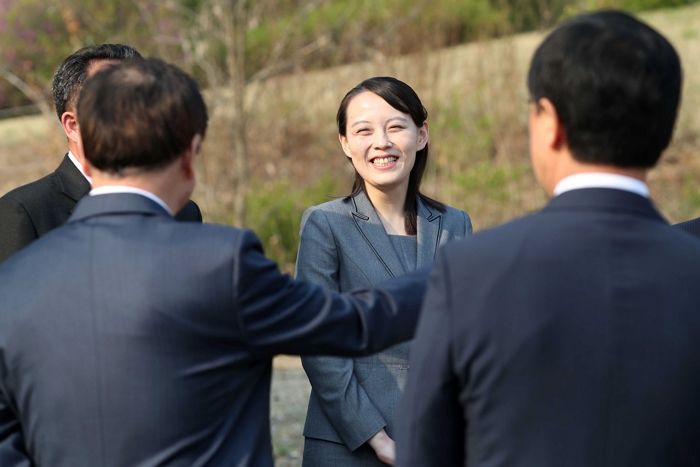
[245,175,343,272]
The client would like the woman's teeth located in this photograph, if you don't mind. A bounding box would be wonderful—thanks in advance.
[372,156,398,166]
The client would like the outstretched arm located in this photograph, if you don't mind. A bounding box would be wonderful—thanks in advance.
[233,227,425,358]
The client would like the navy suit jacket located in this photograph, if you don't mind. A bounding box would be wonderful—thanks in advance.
[0,154,202,263]
[0,193,426,467]
[675,216,700,238]
[398,188,700,467]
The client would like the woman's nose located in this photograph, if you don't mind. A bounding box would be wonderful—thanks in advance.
[373,130,392,148]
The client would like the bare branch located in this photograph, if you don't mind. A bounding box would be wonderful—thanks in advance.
[0,68,52,119]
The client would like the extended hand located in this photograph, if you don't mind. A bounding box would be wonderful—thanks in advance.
[368,429,396,465]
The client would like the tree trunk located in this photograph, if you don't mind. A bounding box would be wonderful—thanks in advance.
[223,0,249,227]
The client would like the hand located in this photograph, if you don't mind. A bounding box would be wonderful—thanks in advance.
[368,429,396,465]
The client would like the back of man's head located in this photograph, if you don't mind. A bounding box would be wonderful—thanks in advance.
[52,44,141,120]
[527,10,681,168]
[77,58,208,174]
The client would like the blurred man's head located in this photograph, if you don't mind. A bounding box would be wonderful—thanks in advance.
[53,44,142,121]
[526,11,682,193]
[77,58,208,211]
[52,44,141,161]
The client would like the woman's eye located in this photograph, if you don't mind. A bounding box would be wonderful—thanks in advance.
[356,128,371,135]
[389,125,405,131]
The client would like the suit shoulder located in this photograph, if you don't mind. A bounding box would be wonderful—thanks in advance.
[442,212,537,255]
[183,222,257,243]
[440,204,471,223]
[303,197,352,216]
[300,198,353,227]
[174,199,202,222]
[675,216,700,238]
[1,172,57,208]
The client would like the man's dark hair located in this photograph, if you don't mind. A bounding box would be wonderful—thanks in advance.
[527,10,682,168]
[337,76,444,235]
[77,58,208,173]
[52,44,141,120]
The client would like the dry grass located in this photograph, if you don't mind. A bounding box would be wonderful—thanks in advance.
[3,6,700,225]
[194,3,700,229]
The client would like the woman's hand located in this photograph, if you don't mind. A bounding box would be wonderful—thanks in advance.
[368,429,396,465]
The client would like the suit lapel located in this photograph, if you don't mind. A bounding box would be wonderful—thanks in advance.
[351,191,405,278]
[416,198,442,269]
[54,154,90,204]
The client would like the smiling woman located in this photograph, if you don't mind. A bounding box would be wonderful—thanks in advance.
[295,76,473,466]
[337,77,435,236]
[339,90,428,234]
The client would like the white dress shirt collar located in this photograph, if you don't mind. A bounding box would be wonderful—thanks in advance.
[67,151,92,184]
[553,173,649,198]
[89,186,173,215]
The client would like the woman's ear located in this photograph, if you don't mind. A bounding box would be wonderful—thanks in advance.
[417,122,429,151]
[339,134,352,159]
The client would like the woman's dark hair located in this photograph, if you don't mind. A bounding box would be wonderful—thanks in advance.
[337,76,444,235]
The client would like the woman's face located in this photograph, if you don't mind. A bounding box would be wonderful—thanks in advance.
[340,91,428,195]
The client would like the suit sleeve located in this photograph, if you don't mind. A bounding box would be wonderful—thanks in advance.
[297,209,386,450]
[232,227,426,358]
[0,197,37,264]
[396,247,465,467]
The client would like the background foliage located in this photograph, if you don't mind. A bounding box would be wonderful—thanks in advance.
[2,0,700,275]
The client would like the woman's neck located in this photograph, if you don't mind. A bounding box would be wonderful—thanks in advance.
[365,183,410,235]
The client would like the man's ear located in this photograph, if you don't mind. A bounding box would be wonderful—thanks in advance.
[339,134,352,159]
[60,111,80,144]
[181,134,202,179]
[535,98,567,150]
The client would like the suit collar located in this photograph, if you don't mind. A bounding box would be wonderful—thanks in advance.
[68,192,172,223]
[416,199,442,268]
[55,154,90,202]
[545,188,666,222]
[350,190,443,276]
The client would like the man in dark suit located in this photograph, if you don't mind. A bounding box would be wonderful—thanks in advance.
[0,58,428,467]
[398,11,700,467]
[0,44,201,263]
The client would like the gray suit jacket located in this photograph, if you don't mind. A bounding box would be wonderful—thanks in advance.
[0,193,428,467]
[297,191,471,451]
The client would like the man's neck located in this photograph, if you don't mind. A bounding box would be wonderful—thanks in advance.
[90,169,190,215]
[553,172,650,197]
[67,151,92,183]
[545,153,648,196]
[365,183,409,236]
[89,185,173,215]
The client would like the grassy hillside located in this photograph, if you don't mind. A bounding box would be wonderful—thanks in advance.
[2,4,700,271]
